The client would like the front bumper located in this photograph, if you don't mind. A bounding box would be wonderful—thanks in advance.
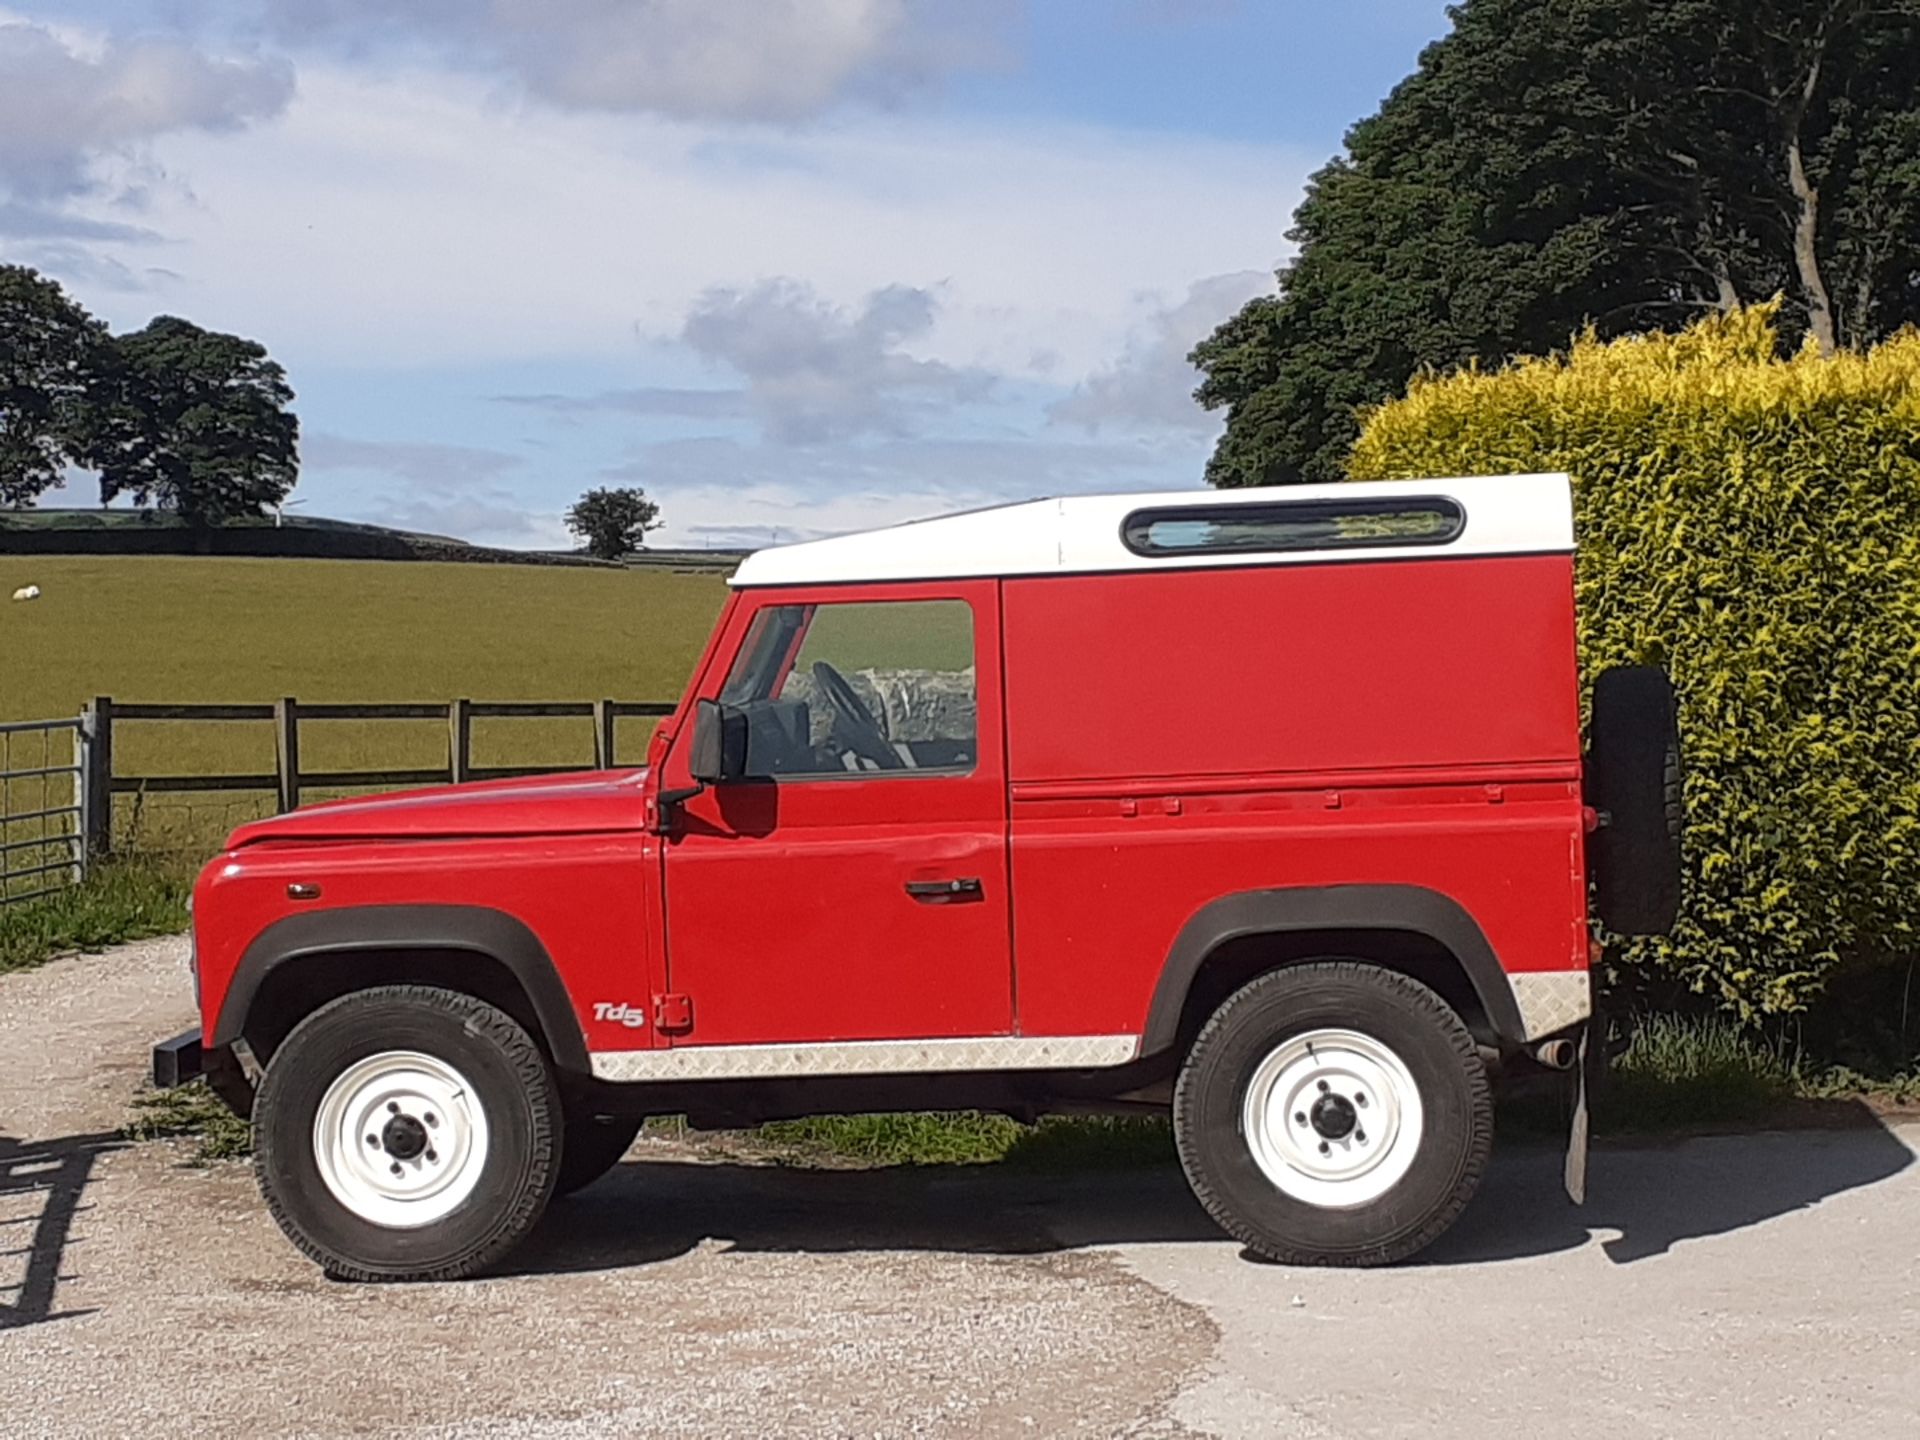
[152,1029,205,1089]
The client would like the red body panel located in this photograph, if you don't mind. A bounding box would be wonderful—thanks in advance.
[1002,556,1581,782]
[998,555,1587,1037]
[194,830,663,1056]
[225,770,650,846]
[655,580,1014,1046]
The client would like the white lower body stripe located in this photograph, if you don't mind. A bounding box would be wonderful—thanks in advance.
[590,1033,1140,1083]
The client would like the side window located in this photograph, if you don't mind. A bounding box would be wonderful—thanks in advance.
[717,599,976,778]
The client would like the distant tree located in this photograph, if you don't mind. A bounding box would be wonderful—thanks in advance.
[85,316,299,526]
[1192,0,1920,487]
[566,486,661,559]
[0,265,107,507]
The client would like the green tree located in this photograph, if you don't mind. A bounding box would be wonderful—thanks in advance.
[1192,0,1920,487]
[87,316,299,526]
[0,265,107,507]
[566,486,661,559]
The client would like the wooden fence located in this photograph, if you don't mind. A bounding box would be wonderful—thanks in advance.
[79,696,676,854]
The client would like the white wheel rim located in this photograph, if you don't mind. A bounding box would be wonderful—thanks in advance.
[312,1051,490,1228]
[1240,1028,1424,1208]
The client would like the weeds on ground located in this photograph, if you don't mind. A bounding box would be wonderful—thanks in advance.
[123,1081,253,1163]
[752,1112,1025,1165]
[748,1112,1174,1169]
[0,859,192,974]
[1597,1013,1797,1129]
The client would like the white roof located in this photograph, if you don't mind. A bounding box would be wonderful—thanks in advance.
[729,473,1573,588]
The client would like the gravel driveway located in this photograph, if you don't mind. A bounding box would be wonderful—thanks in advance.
[3,937,1917,1438]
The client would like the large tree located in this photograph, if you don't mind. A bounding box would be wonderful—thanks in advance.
[1192,0,1920,487]
[0,265,106,507]
[566,486,661,559]
[86,316,299,526]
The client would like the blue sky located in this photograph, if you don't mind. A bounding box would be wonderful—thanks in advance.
[0,2,1453,548]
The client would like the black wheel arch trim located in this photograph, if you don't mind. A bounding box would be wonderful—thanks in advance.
[210,904,591,1075]
[1140,884,1525,1056]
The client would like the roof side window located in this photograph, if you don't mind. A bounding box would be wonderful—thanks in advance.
[1120,496,1464,557]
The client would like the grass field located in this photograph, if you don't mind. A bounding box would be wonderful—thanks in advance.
[1,555,731,850]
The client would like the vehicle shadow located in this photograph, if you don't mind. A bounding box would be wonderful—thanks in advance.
[510,1103,1915,1277]
[0,1129,121,1329]
[1426,1100,1916,1266]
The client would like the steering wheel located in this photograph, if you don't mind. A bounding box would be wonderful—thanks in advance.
[811,661,904,770]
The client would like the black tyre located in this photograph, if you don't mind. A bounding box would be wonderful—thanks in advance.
[1588,664,1684,936]
[253,985,560,1282]
[555,1111,642,1197]
[1172,963,1492,1267]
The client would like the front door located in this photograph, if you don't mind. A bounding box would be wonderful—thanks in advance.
[660,581,1012,1047]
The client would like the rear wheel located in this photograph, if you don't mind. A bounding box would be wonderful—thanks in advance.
[1173,963,1491,1267]
[253,985,560,1282]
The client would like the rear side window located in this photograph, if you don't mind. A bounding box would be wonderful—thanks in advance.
[1121,496,1464,557]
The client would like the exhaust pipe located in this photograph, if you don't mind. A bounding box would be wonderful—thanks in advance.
[1532,1037,1577,1071]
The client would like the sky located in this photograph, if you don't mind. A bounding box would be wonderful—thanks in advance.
[0,1,1455,550]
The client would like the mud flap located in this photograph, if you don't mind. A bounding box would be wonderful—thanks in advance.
[1563,1023,1590,1205]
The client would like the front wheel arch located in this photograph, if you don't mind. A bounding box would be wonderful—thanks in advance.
[212,906,590,1076]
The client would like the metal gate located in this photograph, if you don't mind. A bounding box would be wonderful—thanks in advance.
[0,716,87,906]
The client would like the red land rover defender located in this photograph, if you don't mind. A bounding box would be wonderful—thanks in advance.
[153,473,1682,1279]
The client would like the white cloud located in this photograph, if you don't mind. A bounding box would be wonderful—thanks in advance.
[609,431,1209,546]
[497,279,996,442]
[251,0,1004,122]
[66,64,1304,382]
[303,432,525,485]
[679,279,991,442]
[0,19,292,197]
[1051,270,1274,432]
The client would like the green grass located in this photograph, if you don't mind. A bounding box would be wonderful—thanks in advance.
[0,858,192,973]
[123,1081,253,1162]
[1597,1014,1797,1130]
[746,1112,1174,1169]
[0,554,731,852]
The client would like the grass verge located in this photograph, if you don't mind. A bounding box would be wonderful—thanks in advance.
[0,858,192,975]
[123,1081,253,1163]
[750,1112,1174,1169]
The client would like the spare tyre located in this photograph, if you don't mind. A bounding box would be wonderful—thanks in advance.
[1587,665,1684,936]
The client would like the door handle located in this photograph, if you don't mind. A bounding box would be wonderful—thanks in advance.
[904,877,983,902]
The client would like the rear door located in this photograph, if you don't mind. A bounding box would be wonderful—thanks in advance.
[659,581,1012,1046]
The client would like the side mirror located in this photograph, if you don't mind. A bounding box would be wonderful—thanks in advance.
[688,698,747,784]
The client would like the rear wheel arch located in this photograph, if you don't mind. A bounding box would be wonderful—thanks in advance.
[212,905,590,1077]
[1141,885,1526,1057]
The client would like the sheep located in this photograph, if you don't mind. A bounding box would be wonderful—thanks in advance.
[11,584,41,602]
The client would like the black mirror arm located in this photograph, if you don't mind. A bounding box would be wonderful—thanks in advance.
[652,781,706,834]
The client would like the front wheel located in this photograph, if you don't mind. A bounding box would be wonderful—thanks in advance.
[1173,962,1492,1267]
[253,985,561,1282]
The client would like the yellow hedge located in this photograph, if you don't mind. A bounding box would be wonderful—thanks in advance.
[1350,305,1920,1017]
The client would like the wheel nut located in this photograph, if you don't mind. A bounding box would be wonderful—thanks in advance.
[365,1134,378,1147]
[1356,1129,1368,1144]
[1355,1093,1368,1107]
[1318,1140,1330,1156]
[1317,1080,1330,1093]
[425,1149,438,1163]
[1293,1111,1307,1126]
[389,1162,403,1176]
[424,1113,437,1127]
[387,1102,400,1115]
